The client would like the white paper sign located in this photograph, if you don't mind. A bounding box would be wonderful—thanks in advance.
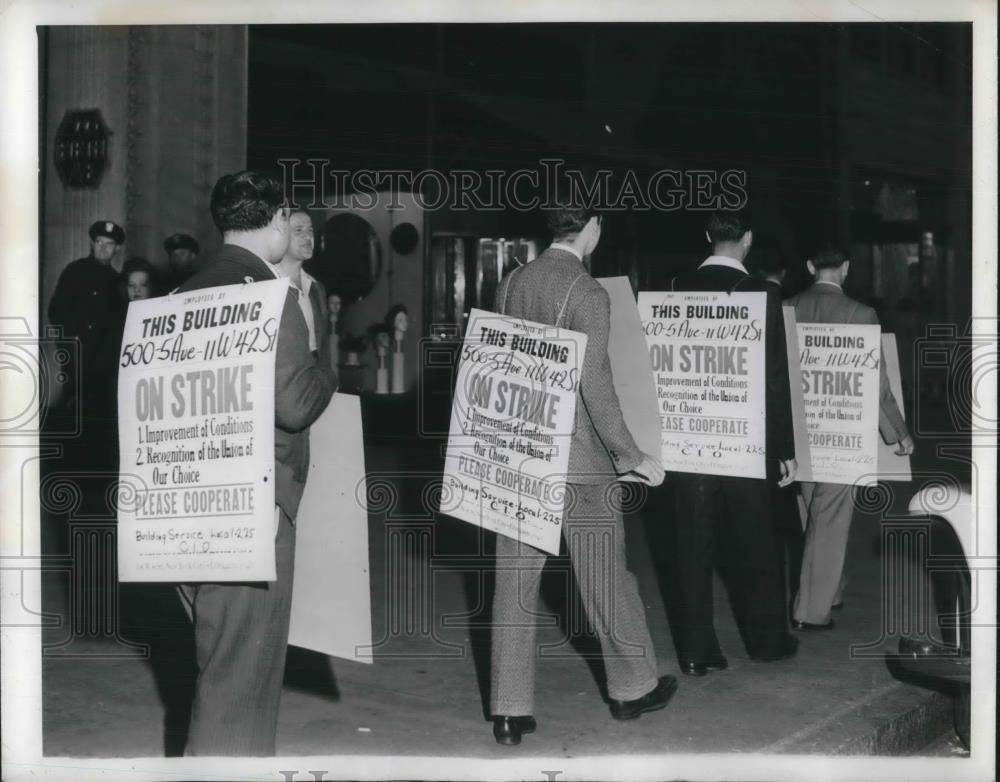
[783,306,812,470]
[117,279,289,582]
[289,393,372,662]
[597,277,661,458]
[795,322,881,486]
[441,308,587,555]
[877,333,912,481]
[638,291,768,479]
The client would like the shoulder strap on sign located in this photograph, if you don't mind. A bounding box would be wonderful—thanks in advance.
[497,266,524,316]
[556,273,587,328]
[728,274,749,295]
[847,299,860,322]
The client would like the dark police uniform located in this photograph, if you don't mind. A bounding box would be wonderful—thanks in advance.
[48,221,126,422]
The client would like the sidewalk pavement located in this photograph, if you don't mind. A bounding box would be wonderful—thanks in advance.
[41,438,965,761]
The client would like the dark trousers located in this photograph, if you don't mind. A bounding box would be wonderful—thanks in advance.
[771,484,804,600]
[177,509,296,756]
[668,474,789,661]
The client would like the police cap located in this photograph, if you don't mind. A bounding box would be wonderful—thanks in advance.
[163,233,200,254]
[89,220,125,244]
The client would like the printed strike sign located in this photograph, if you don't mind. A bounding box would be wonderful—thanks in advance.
[795,322,881,485]
[638,291,768,478]
[441,308,586,555]
[117,279,289,582]
[782,306,812,470]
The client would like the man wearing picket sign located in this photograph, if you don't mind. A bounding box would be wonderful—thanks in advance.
[174,171,337,756]
[488,203,677,747]
[665,209,800,677]
[789,247,914,631]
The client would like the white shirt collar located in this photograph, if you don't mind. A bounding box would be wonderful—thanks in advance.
[815,279,843,290]
[699,255,749,274]
[549,241,582,262]
[298,268,314,295]
[274,261,311,290]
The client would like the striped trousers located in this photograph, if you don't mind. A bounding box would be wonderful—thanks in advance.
[490,480,659,716]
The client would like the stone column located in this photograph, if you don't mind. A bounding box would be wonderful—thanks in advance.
[123,26,248,271]
[41,25,247,314]
[41,26,131,313]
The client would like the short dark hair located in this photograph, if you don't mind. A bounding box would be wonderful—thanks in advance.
[210,170,285,233]
[121,256,156,280]
[545,205,597,241]
[811,246,849,270]
[707,210,751,244]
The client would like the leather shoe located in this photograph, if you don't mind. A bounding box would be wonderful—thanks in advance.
[609,675,678,720]
[492,715,536,746]
[749,635,799,662]
[831,601,844,611]
[678,655,729,676]
[792,618,835,632]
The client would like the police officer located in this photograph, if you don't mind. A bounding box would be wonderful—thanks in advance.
[48,220,126,470]
[163,232,200,290]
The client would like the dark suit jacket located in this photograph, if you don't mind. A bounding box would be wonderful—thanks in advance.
[304,272,332,373]
[788,281,908,444]
[494,247,643,483]
[175,245,337,519]
[672,260,795,465]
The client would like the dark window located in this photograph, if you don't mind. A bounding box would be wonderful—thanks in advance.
[850,24,883,65]
[915,25,948,87]
[886,24,917,78]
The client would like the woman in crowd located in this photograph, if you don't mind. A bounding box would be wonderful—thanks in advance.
[120,256,158,302]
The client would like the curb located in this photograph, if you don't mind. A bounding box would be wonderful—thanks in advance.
[774,682,955,755]
[833,689,955,755]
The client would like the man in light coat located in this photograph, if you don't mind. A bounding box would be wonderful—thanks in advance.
[488,204,677,747]
[789,247,913,630]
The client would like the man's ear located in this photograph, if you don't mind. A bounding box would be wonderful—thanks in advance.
[705,230,712,245]
[841,260,850,278]
[806,260,816,277]
[742,230,753,250]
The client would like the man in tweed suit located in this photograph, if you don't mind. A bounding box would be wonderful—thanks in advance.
[789,247,913,630]
[176,171,337,755]
[488,206,677,746]
[665,210,799,676]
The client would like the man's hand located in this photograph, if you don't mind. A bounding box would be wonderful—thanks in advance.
[777,457,797,488]
[622,454,665,487]
[894,434,915,456]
